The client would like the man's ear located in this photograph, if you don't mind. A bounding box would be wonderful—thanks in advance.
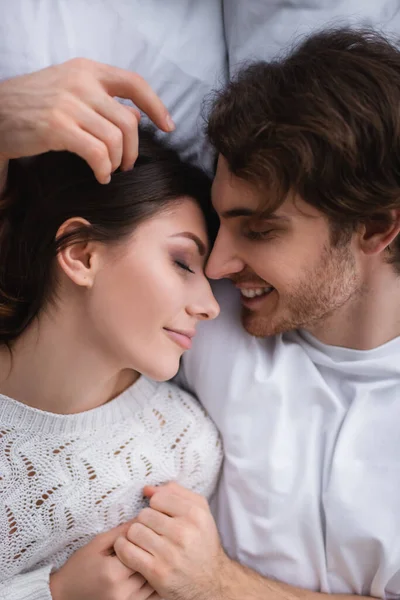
[56,218,101,288]
[358,209,400,256]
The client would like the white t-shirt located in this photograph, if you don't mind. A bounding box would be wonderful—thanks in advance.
[180,281,400,599]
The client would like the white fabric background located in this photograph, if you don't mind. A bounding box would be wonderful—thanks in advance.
[1,1,400,169]
[224,0,400,72]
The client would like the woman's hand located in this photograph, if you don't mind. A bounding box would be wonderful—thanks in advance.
[49,521,161,600]
[0,58,174,184]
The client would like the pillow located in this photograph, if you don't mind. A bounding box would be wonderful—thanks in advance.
[0,0,228,171]
[223,0,400,73]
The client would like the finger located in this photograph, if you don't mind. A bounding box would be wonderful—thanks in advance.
[126,523,164,556]
[144,482,207,507]
[136,582,158,600]
[59,122,112,184]
[98,64,175,132]
[120,106,139,170]
[126,105,142,123]
[149,492,192,518]
[108,553,135,579]
[95,96,139,171]
[114,535,153,579]
[135,507,172,536]
[129,572,147,588]
[76,103,124,173]
[93,518,135,551]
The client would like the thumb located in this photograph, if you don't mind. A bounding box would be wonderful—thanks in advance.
[93,518,137,552]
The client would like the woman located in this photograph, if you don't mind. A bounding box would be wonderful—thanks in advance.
[0,131,221,600]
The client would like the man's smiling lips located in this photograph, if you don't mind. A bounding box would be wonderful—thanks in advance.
[235,284,275,309]
[163,328,195,350]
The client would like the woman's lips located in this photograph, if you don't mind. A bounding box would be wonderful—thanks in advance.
[163,328,194,350]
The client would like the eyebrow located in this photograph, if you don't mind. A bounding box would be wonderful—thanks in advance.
[220,207,290,222]
[169,232,207,256]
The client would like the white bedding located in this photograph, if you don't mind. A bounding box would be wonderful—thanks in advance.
[0,0,399,169]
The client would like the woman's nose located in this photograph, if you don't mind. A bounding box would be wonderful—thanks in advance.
[187,283,220,321]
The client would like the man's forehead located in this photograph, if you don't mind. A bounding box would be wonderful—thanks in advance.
[212,165,319,221]
[211,173,287,220]
[211,163,261,213]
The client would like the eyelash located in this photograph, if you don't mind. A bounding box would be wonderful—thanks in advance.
[175,260,195,274]
[245,230,273,241]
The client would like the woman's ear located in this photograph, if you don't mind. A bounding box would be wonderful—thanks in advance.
[358,209,400,257]
[55,218,101,288]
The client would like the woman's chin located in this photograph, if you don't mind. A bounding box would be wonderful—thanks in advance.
[141,359,181,383]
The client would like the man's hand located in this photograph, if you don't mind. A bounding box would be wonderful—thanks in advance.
[113,484,377,600]
[50,520,161,600]
[0,58,174,184]
[114,482,232,600]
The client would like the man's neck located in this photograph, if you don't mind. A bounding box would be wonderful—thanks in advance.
[305,266,400,350]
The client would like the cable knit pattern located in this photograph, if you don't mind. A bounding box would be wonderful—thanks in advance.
[0,376,222,598]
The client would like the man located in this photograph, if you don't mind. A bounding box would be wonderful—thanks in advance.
[112,28,400,600]
[0,26,398,600]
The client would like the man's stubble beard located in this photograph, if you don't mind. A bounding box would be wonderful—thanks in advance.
[241,242,360,338]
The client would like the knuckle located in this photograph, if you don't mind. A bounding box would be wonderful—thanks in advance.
[67,72,90,96]
[114,535,128,559]
[60,60,95,96]
[66,56,93,71]
[149,494,160,510]
[105,127,123,150]
[46,106,64,130]
[188,505,204,524]
[118,109,139,133]
[175,525,191,548]
[127,521,140,541]
[137,507,151,523]
[129,71,146,87]
[87,142,109,165]
[52,91,77,116]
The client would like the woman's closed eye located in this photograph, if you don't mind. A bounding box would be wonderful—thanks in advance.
[175,259,195,274]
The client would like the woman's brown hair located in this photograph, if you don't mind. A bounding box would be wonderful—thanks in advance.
[0,130,212,343]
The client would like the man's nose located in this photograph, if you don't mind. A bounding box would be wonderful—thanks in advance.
[206,231,245,279]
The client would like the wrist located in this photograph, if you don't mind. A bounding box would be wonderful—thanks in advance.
[208,550,237,600]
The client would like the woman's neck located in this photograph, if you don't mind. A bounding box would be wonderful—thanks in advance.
[0,307,139,414]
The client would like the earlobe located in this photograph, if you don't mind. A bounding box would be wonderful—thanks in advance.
[55,218,98,288]
[359,210,400,256]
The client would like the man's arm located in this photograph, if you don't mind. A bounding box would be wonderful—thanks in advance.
[114,482,375,600]
[216,559,372,600]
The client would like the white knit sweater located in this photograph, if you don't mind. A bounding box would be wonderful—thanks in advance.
[0,376,222,599]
